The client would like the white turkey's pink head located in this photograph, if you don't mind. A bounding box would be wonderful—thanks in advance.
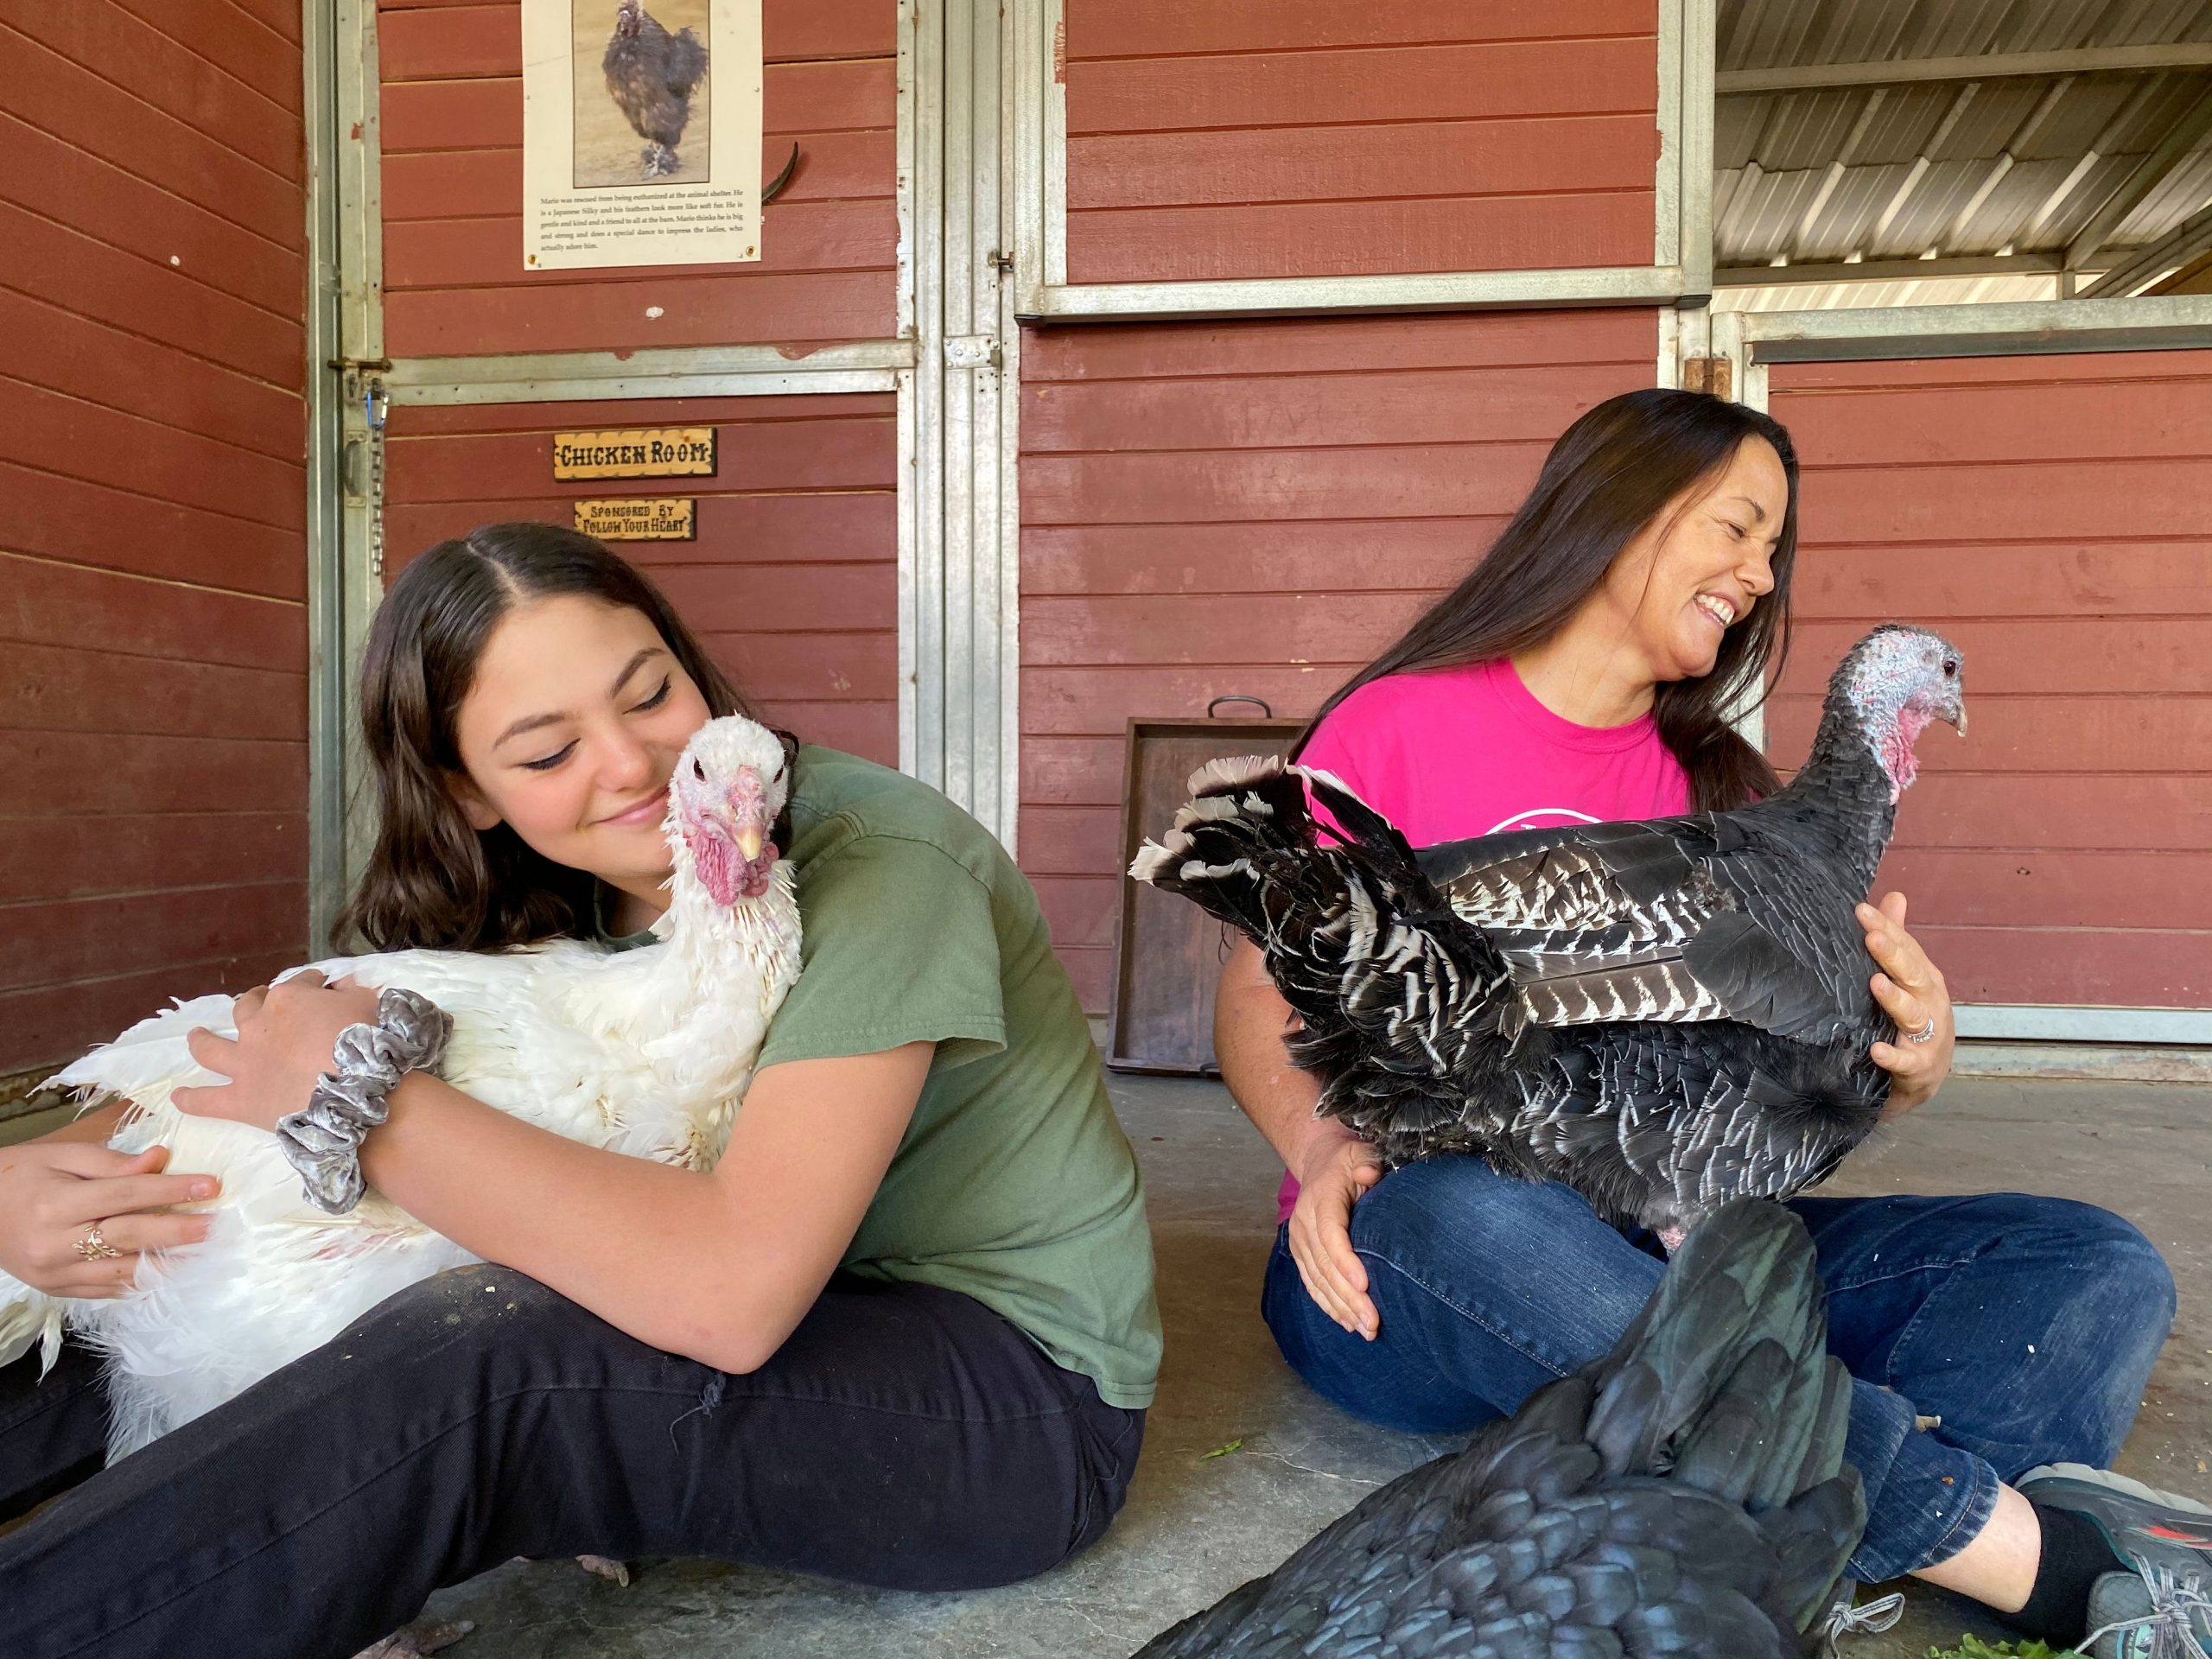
[667,715,790,907]
[1835,624,1967,799]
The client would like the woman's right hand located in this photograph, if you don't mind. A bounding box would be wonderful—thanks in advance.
[1287,1125,1384,1340]
[0,1140,217,1298]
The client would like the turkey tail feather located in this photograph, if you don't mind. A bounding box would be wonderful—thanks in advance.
[1584,1198,1863,1631]
[1127,755,1315,941]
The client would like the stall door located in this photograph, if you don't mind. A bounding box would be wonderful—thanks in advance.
[1766,349,2212,1023]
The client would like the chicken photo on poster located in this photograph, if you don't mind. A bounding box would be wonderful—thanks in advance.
[577,0,710,188]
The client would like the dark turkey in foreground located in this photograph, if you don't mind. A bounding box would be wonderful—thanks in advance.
[602,0,708,179]
[1132,1200,1866,1659]
[1133,625,1965,1238]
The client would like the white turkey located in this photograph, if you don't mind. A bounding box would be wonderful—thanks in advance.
[1134,624,1966,1240]
[0,714,801,1461]
[1131,1199,1866,1659]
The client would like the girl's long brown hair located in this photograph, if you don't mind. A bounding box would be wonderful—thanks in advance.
[334,522,760,953]
[1294,388,1800,813]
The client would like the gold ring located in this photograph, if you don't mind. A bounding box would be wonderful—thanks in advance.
[74,1224,123,1262]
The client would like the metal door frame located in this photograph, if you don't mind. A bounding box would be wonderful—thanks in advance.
[1707,293,2212,1046]
[302,0,1023,948]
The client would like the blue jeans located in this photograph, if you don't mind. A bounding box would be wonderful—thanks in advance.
[1262,1156,2176,1584]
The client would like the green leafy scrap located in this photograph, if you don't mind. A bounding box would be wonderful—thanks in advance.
[1199,1439,1244,1460]
[1924,1638,2087,1659]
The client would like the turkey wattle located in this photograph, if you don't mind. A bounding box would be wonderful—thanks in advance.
[1133,625,1967,1238]
[0,715,801,1460]
[1131,1200,1866,1659]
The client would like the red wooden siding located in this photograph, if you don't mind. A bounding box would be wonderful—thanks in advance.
[0,0,308,1080]
[383,393,898,765]
[378,0,898,356]
[1018,308,1660,1014]
[1768,349,2212,1011]
[1061,0,1660,285]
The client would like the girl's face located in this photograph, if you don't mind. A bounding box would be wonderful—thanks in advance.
[1598,435,1789,686]
[446,594,714,894]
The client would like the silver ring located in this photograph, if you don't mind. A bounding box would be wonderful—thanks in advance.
[74,1224,123,1262]
[1904,1017,1936,1046]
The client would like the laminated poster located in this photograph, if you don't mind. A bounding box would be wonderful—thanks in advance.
[522,0,763,270]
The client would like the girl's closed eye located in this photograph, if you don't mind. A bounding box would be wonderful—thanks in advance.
[521,741,577,772]
[633,675,672,713]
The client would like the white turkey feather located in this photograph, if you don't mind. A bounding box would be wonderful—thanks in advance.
[0,715,801,1459]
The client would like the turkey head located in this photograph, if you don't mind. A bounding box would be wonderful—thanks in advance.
[1830,623,1967,799]
[670,717,789,906]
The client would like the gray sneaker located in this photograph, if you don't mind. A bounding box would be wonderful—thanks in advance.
[2015,1463,2212,1658]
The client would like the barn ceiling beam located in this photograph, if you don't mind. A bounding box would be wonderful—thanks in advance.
[2081,200,2212,296]
[1714,252,2067,286]
[1716,44,2212,95]
[2064,92,2212,273]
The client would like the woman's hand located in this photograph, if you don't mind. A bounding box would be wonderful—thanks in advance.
[174,971,385,1135]
[1860,892,1955,1119]
[0,1140,217,1298]
[1287,1123,1385,1340]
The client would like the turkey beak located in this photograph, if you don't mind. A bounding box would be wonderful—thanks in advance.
[730,767,766,862]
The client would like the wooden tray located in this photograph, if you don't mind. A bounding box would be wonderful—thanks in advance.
[1106,712,1305,1075]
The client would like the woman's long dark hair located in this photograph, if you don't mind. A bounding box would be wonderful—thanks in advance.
[334,522,760,953]
[1294,388,1798,812]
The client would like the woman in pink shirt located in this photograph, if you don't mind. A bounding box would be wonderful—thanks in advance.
[1217,389,2190,1649]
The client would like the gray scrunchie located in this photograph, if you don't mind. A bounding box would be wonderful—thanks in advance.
[276,987,453,1214]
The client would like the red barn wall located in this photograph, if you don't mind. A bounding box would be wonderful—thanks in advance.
[1768,349,2212,1011]
[1061,0,1660,285]
[383,394,899,766]
[1017,309,1662,1015]
[0,0,308,1082]
[378,0,899,355]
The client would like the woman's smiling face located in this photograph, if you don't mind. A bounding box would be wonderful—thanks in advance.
[446,594,714,893]
[1598,435,1789,686]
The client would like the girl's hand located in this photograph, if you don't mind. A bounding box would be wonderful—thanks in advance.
[1860,892,1955,1119]
[1287,1125,1385,1340]
[175,971,385,1135]
[0,1140,218,1298]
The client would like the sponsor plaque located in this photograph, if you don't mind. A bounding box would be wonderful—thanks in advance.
[574,498,698,541]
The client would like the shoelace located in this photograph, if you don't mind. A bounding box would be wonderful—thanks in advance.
[2078,1566,2212,1659]
[1815,1588,1905,1656]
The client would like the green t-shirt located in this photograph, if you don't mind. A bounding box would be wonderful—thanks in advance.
[605,746,1160,1408]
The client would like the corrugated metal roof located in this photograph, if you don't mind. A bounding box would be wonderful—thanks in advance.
[1715,0,2212,306]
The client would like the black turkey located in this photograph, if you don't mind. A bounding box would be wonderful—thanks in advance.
[602,0,708,179]
[1133,625,1966,1238]
[1133,1199,1866,1658]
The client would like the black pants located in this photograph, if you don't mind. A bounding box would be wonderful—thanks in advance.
[0,1265,1144,1659]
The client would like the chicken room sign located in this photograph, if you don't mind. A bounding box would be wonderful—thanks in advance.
[520,0,764,270]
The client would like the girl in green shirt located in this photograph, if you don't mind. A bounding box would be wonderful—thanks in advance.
[0,523,1160,1659]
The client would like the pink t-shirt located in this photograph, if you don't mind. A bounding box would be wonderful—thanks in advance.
[1274,658,1691,1221]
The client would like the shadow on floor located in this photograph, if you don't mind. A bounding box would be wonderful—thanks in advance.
[409,1070,2212,1657]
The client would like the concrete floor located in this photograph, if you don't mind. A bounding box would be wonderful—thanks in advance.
[385,1070,2212,1659]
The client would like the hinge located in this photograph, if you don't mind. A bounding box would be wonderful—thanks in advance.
[1681,356,1734,401]
[944,334,1001,369]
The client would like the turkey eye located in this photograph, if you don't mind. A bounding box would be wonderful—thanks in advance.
[1942,658,1957,678]
[690,759,707,780]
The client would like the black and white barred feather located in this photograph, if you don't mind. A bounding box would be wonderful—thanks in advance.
[1132,626,1964,1236]
[1131,1199,1866,1659]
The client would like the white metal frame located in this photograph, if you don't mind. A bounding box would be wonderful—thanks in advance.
[1010,0,1716,322]
[305,0,1027,900]
[1713,291,2212,1046]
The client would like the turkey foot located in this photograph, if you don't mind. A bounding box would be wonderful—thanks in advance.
[353,1618,474,1659]
[578,1554,632,1586]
